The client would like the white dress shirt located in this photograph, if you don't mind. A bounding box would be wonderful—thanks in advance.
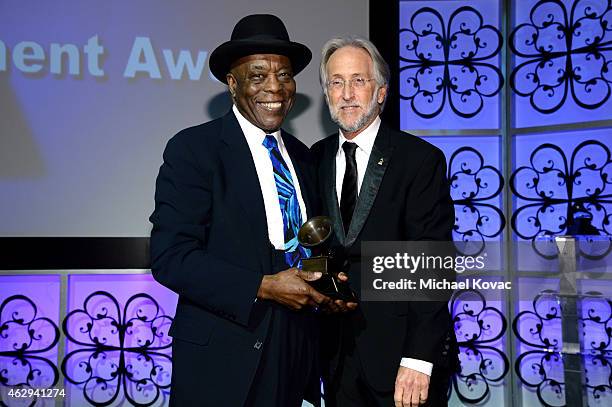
[233,105,308,249]
[335,116,434,377]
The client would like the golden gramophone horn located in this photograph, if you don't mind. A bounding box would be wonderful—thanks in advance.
[298,216,332,247]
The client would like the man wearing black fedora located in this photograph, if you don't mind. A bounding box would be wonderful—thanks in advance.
[150,14,330,406]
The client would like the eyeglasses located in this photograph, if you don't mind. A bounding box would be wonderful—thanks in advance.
[326,77,375,90]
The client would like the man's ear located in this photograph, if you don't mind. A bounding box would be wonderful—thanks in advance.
[377,85,388,105]
[226,73,237,98]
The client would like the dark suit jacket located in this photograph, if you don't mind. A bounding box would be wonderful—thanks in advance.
[311,122,457,392]
[149,111,319,406]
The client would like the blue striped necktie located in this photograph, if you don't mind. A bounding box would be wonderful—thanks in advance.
[262,135,310,267]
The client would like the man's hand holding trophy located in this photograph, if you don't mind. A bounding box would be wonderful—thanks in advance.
[298,216,358,313]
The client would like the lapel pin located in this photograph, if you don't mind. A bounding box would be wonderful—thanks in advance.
[378,158,384,166]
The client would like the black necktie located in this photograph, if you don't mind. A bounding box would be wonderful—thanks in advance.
[341,141,358,234]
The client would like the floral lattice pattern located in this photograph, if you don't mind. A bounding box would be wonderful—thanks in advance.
[61,291,173,406]
[400,6,503,119]
[510,0,612,114]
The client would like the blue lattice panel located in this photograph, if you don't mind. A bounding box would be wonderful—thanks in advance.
[0,275,61,407]
[422,136,505,270]
[513,280,566,407]
[513,278,612,406]
[450,289,509,405]
[510,0,612,127]
[400,0,502,130]
[579,281,612,406]
[63,274,177,407]
[511,128,612,269]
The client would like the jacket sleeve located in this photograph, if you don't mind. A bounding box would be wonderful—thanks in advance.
[149,133,263,327]
[402,147,455,362]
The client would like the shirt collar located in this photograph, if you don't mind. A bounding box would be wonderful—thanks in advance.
[337,116,381,156]
[233,104,283,148]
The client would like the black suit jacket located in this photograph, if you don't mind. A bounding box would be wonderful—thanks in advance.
[312,122,457,391]
[149,111,318,406]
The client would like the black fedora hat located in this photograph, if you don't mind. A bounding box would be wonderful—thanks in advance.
[209,14,312,83]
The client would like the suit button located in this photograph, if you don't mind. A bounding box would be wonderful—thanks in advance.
[254,340,263,350]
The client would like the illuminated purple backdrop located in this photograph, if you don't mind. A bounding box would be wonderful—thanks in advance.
[400,0,611,405]
[0,274,176,407]
[0,276,60,407]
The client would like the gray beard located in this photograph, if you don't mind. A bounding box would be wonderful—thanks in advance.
[329,93,380,134]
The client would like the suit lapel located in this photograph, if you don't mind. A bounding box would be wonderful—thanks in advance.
[345,124,394,247]
[321,136,346,245]
[218,112,270,271]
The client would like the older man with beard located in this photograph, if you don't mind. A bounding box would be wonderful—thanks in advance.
[311,37,458,407]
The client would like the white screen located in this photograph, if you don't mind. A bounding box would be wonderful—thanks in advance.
[0,0,368,236]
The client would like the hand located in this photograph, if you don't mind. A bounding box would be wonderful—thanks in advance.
[257,268,331,310]
[322,272,358,313]
[394,366,430,407]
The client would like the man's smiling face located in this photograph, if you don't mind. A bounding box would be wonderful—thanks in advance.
[227,54,295,133]
[325,46,386,139]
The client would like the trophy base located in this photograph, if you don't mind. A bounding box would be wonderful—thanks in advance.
[302,257,356,302]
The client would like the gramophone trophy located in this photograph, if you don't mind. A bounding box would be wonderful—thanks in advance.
[298,216,356,301]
